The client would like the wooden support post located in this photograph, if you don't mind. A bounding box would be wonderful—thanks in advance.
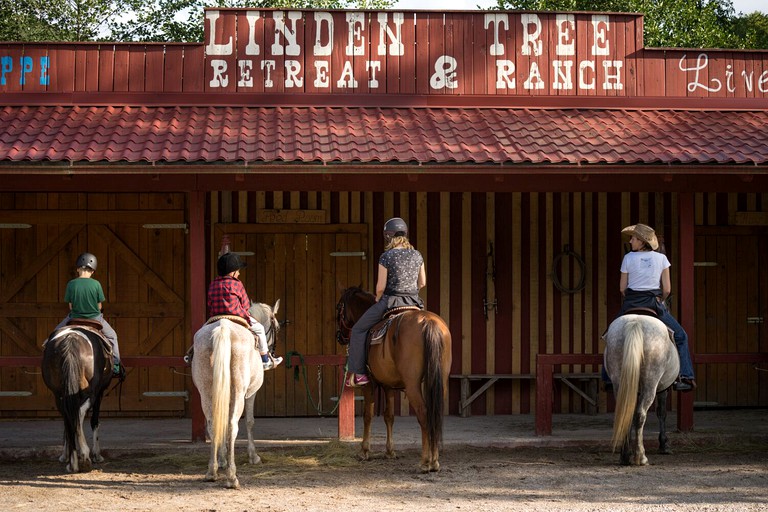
[535,362,554,436]
[189,190,207,442]
[337,369,355,440]
[678,192,695,432]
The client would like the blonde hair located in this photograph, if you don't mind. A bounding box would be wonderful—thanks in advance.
[385,235,413,251]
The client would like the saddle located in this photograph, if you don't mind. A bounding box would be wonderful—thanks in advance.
[368,306,421,344]
[206,315,250,329]
[45,321,114,359]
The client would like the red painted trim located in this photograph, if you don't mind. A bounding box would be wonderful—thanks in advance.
[3,92,768,110]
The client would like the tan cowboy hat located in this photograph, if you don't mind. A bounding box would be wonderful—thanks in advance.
[621,224,659,250]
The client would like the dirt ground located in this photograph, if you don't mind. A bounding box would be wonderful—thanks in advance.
[1,438,766,512]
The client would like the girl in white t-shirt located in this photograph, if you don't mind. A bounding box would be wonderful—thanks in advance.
[615,224,696,392]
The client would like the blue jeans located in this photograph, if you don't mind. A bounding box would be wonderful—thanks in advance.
[603,300,695,382]
[56,314,120,363]
[653,304,695,379]
[347,299,389,374]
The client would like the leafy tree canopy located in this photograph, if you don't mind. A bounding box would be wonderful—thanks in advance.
[0,0,395,43]
[489,0,767,49]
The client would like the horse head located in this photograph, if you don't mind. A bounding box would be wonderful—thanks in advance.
[335,286,375,345]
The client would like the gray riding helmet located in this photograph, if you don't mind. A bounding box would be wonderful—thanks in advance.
[383,217,408,243]
[76,252,97,271]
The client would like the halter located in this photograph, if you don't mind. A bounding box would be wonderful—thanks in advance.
[336,299,354,345]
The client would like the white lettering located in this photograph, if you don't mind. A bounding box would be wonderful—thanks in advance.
[485,14,509,56]
[209,59,228,87]
[680,54,722,93]
[524,62,544,90]
[377,12,404,56]
[430,55,458,89]
[237,60,253,87]
[285,60,303,87]
[521,14,542,57]
[552,60,573,90]
[602,60,623,90]
[346,12,365,56]
[495,60,515,89]
[271,11,301,56]
[579,60,596,90]
[205,11,233,56]
[313,12,333,57]
[244,11,261,56]
[759,70,768,93]
[556,14,575,56]
[336,61,359,88]
[592,15,609,56]
[261,60,276,88]
[366,61,382,88]
[314,61,330,88]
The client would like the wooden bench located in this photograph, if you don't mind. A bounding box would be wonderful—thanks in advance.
[451,372,601,418]
[451,374,535,417]
[554,372,601,415]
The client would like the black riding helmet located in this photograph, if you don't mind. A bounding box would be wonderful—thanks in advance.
[76,252,97,271]
[217,252,247,276]
[383,217,408,243]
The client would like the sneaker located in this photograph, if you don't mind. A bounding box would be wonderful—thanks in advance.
[113,363,126,381]
[673,378,696,392]
[345,373,370,388]
[263,356,283,370]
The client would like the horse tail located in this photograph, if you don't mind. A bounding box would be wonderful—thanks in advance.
[59,336,85,457]
[422,316,445,454]
[210,320,232,453]
[612,318,643,452]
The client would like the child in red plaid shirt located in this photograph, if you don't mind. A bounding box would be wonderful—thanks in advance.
[185,252,281,369]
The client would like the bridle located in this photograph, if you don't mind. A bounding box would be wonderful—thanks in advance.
[336,298,353,346]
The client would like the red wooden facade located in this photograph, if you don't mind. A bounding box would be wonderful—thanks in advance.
[1,10,767,435]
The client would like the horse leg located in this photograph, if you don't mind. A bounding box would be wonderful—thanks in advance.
[224,415,240,489]
[404,383,431,473]
[205,419,219,482]
[632,396,654,466]
[90,393,106,463]
[656,389,672,455]
[74,400,93,473]
[383,389,396,459]
[245,394,261,464]
[359,385,375,461]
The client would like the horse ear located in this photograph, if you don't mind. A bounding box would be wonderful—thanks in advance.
[273,298,280,315]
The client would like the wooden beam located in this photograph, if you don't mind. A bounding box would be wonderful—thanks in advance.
[678,192,695,432]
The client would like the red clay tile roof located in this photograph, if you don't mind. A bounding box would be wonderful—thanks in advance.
[1,106,767,165]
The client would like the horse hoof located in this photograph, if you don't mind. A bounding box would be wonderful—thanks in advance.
[204,472,217,482]
[92,454,104,463]
[430,462,441,472]
[659,447,673,455]
[249,454,262,465]
[385,451,396,459]
[80,459,93,473]
[226,478,240,490]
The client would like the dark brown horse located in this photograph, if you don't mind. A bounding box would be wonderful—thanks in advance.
[42,326,115,473]
[336,286,452,472]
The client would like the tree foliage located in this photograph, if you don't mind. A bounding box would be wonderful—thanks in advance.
[489,0,768,49]
[1,0,395,43]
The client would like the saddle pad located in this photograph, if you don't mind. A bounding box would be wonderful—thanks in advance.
[206,315,250,329]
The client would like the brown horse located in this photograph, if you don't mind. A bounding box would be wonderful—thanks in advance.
[42,326,115,473]
[336,286,452,472]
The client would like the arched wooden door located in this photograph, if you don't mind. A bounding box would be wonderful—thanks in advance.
[0,193,188,417]
[214,223,369,417]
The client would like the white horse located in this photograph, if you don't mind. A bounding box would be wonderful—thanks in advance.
[603,314,679,466]
[191,300,280,488]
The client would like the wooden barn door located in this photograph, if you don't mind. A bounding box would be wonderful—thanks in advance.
[0,194,188,417]
[216,223,369,417]
[694,230,768,407]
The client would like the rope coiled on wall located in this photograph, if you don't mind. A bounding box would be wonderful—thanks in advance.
[550,245,587,294]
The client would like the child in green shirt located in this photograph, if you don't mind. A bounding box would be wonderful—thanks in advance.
[55,252,122,377]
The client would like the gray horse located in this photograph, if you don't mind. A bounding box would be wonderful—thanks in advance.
[603,314,679,466]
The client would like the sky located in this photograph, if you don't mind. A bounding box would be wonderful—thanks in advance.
[392,0,766,14]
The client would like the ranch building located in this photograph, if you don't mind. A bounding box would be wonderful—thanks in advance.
[0,8,767,437]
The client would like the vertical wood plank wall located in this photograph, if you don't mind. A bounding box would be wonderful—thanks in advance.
[209,190,767,415]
